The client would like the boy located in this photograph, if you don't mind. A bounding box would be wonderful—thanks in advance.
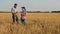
[21,7,26,25]
[11,3,18,23]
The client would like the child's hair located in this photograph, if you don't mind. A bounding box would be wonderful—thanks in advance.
[21,7,25,9]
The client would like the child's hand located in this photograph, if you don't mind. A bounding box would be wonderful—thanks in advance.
[16,11,18,13]
[14,12,18,14]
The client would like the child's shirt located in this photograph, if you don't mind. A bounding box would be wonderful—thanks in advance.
[21,9,26,16]
[21,9,26,19]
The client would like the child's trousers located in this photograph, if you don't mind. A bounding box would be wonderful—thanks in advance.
[21,16,26,24]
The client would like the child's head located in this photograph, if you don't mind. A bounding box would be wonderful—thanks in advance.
[21,7,26,9]
[14,3,18,8]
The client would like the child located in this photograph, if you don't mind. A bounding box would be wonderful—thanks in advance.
[11,3,18,23]
[21,7,26,25]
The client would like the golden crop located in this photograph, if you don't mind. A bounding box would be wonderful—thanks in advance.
[0,13,60,34]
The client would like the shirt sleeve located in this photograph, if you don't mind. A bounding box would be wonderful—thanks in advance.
[11,8,14,13]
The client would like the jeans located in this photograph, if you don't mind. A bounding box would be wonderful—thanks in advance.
[21,16,26,24]
[12,14,18,23]
[21,18,25,22]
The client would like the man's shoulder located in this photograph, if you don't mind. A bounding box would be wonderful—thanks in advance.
[11,7,16,10]
[11,8,13,10]
[11,7,14,11]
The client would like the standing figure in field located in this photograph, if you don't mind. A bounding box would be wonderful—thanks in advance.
[11,3,18,23]
[21,7,27,25]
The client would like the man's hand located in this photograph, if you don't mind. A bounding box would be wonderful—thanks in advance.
[16,11,18,15]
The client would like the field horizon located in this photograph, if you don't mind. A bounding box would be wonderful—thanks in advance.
[0,11,60,13]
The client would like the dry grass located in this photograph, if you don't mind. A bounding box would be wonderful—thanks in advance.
[0,13,60,34]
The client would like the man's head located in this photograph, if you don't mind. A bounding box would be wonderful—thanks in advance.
[14,3,18,8]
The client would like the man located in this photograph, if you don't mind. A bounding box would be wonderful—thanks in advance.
[11,3,18,23]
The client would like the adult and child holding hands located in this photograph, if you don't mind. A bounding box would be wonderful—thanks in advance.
[11,3,27,25]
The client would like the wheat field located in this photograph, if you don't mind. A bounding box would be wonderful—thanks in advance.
[0,13,60,34]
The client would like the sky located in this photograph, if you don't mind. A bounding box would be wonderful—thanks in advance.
[0,0,60,11]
